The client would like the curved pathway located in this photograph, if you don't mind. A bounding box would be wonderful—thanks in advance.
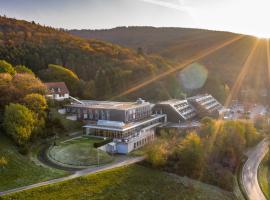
[0,156,145,196]
[242,139,269,200]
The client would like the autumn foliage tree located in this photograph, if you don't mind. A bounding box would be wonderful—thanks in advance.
[15,65,34,75]
[146,139,168,167]
[145,119,261,191]
[0,60,16,75]
[3,103,36,145]
[0,156,7,170]
[169,132,203,177]
[0,62,46,109]
[23,93,47,115]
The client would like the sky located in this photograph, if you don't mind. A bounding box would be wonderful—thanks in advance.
[1,0,270,37]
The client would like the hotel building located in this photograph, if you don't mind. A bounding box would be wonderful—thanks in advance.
[66,98,166,154]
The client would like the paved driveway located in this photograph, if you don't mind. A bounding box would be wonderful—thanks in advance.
[242,139,269,200]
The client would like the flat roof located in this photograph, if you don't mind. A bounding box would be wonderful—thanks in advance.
[158,99,188,105]
[83,114,166,132]
[165,121,201,128]
[187,93,212,101]
[66,99,151,110]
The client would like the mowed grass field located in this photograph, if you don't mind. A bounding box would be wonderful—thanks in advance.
[2,165,236,200]
[48,137,114,166]
[0,134,67,191]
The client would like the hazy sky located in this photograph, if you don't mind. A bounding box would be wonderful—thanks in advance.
[1,0,270,37]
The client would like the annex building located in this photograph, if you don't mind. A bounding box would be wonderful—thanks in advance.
[153,94,223,123]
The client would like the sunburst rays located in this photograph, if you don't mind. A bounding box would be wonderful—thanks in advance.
[112,35,244,99]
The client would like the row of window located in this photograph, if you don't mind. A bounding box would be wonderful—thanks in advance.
[85,116,165,139]
[174,102,189,109]
[133,134,154,149]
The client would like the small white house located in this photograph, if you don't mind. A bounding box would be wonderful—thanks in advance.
[45,82,70,101]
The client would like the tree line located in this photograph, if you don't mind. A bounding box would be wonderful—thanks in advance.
[145,117,262,191]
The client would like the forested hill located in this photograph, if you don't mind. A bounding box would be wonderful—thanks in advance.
[69,27,238,56]
[1,18,267,103]
[0,17,175,100]
[70,27,270,104]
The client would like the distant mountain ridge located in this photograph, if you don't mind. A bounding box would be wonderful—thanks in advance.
[69,26,237,55]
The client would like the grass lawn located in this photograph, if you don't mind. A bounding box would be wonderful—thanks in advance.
[0,134,68,191]
[48,137,114,167]
[2,165,236,200]
[258,154,270,199]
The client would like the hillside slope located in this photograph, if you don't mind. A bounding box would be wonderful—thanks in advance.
[70,27,237,55]
[2,165,236,200]
[0,17,176,99]
[70,27,269,103]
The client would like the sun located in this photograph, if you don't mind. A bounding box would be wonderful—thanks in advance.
[251,31,270,39]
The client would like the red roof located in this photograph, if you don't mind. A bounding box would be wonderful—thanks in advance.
[45,82,69,95]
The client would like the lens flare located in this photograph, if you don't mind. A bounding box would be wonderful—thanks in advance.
[179,62,208,91]
[113,35,244,99]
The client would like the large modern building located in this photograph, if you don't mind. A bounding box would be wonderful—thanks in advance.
[65,94,222,154]
[187,94,223,118]
[83,114,166,154]
[153,99,197,123]
[66,98,166,154]
[66,98,152,123]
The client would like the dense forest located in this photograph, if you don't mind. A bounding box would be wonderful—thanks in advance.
[71,27,270,104]
[0,16,182,100]
[1,17,269,103]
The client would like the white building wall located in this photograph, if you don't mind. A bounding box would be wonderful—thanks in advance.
[52,93,69,101]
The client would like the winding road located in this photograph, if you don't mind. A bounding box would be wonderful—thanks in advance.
[0,156,144,197]
[242,138,269,200]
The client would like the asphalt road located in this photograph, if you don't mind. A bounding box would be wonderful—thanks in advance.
[242,139,269,200]
[0,156,145,197]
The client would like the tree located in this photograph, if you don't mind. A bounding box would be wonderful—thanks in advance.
[200,117,215,138]
[23,93,47,139]
[0,73,14,107]
[0,60,16,75]
[3,103,36,145]
[146,139,168,167]
[38,64,80,96]
[95,70,112,98]
[12,73,47,97]
[216,121,246,170]
[0,156,7,170]
[0,73,46,109]
[78,80,96,99]
[171,132,203,177]
[244,122,261,147]
[15,65,34,75]
[23,93,47,115]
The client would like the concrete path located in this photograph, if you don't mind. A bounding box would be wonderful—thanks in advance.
[0,156,145,196]
[242,139,269,200]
